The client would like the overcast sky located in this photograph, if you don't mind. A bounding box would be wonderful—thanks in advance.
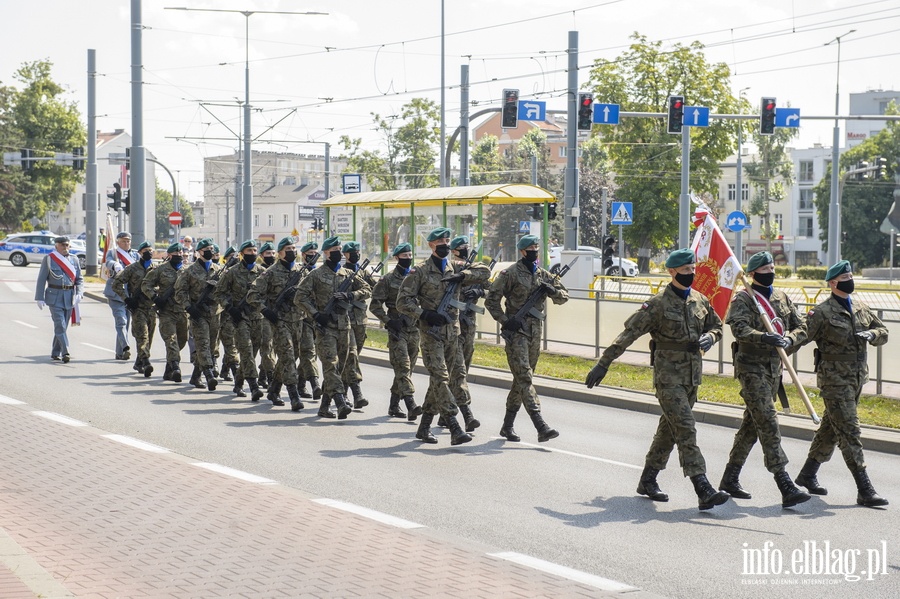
[1,0,898,203]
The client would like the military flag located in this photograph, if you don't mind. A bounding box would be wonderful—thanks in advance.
[690,206,740,320]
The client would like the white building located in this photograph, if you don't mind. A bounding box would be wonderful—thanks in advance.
[846,89,900,148]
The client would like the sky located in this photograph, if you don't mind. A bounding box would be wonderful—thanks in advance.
[1,0,898,204]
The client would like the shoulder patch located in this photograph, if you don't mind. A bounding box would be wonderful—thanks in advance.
[808,309,815,316]
[640,302,649,310]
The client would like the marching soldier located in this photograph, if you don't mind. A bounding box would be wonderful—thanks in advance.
[369,243,423,420]
[297,242,323,400]
[175,238,222,391]
[585,248,730,511]
[218,245,239,382]
[397,227,489,445]
[340,240,370,409]
[104,231,139,362]
[795,261,889,507]
[34,235,84,363]
[449,235,484,431]
[257,241,278,389]
[141,242,188,382]
[113,240,158,377]
[719,251,810,507]
[485,235,567,443]
[295,236,371,419]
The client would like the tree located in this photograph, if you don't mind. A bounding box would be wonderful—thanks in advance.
[154,183,195,242]
[577,136,615,249]
[587,34,739,255]
[743,124,797,252]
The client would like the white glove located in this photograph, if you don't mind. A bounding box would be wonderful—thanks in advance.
[74,294,83,304]
[36,300,45,310]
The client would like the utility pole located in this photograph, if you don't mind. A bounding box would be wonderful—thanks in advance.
[563,31,578,251]
[130,0,148,243]
[85,49,99,276]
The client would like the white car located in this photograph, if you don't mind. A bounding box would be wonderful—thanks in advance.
[547,245,638,278]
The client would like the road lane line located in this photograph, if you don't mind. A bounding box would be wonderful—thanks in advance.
[0,394,26,405]
[103,434,171,453]
[488,551,637,592]
[82,342,116,353]
[32,411,88,427]
[13,320,37,329]
[4,281,29,293]
[312,498,425,529]
[490,438,643,470]
[192,462,277,484]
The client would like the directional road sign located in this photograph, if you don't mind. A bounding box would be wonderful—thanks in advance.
[683,106,710,127]
[611,201,633,225]
[518,101,546,122]
[725,210,749,232]
[592,103,620,125]
[775,108,801,128]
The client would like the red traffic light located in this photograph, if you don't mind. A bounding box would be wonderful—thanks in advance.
[673,100,683,109]
[581,97,592,107]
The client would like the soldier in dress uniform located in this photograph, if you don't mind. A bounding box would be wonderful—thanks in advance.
[104,231,139,362]
[718,251,810,508]
[794,260,889,508]
[256,241,278,389]
[585,248,731,511]
[340,240,371,409]
[297,242,323,401]
[113,240,157,377]
[369,242,423,420]
[34,235,84,363]
[396,227,490,445]
[141,242,188,382]
[485,235,567,443]
[175,238,222,391]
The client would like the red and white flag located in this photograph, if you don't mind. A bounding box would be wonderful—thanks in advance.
[690,206,741,320]
[101,212,116,280]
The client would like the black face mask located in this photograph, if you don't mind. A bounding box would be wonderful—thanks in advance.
[201,249,213,261]
[262,256,275,266]
[455,248,468,260]
[242,254,256,266]
[397,257,412,269]
[283,250,296,263]
[523,250,539,263]
[434,244,450,258]
[169,255,183,267]
[347,251,360,264]
[674,272,695,288]
[141,251,153,262]
[306,254,318,265]
[753,272,775,287]
[836,279,854,294]
[328,250,342,263]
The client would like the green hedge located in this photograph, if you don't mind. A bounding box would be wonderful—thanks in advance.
[774,265,793,279]
[796,266,829,281]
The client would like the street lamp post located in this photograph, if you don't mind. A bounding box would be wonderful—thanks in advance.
[825,29,855,266]
[735,86,750,265]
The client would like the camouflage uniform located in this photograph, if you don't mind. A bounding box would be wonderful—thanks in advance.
[175,259,222,371]
[339,262,376,389]
[214,259,263,379]
[458,280,487,371]
[246,260,303,387]
[370,266,420,399]
[113,259,157,365]
[141,261,188,366]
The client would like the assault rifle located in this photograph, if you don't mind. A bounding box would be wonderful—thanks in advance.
[459,250,501,322]
[500,256,577,343]
[271,252,320,315]
[426,241,483,341]
[188,255,239,317]
[351,260,383,311]
[317,257,371,330]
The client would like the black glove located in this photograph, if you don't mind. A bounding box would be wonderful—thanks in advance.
[153,295,168,309]
[760,332,789,348]
[698,333,714,352]
[332,291,354,302]
[386,318,404,334]
[540,282,557,297]
[442,272,466,284]
[228,305,244,322]
[421,309,448,327]
[501,317,524,333]
[186,304,203,319]
[262,307,279,324]
[585,363,608,389]
[124,296,140,310]
[856,331,876,343]
[462,288,483,302]
[314,312,332,328]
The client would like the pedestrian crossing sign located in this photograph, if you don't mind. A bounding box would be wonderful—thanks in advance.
[611,202,633,225]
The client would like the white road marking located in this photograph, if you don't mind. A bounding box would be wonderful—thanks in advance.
[192,462,277,484]
[103,434,170,453]
[82,342,116,354]
[4,281,29,293]
[488,551,637,592]
[13,320,37,329]
[32,411,88,427]
[0,394,26,405]
[312,498,424,529]
[490,438,643,470]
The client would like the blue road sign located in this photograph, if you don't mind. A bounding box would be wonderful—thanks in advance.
[518,220,531,234]
[726,210,750,232]
[776,108,800,128]
[517,101,546,122]
[682,106,710,127]
[592,103,620,125]
[611,201,633,225]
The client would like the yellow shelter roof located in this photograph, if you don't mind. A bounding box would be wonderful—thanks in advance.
[321,183,556,209]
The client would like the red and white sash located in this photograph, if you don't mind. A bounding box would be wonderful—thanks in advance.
[745,289,784,335]
[49,251,77,283]
[116,247,134,266]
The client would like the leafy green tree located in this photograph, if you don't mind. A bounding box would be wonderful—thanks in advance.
[469,134,503,186]
[743,125,797,252]
[154,183,195,242]
[577,136,615,249]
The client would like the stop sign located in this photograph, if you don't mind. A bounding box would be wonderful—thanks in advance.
[168,211,183,225]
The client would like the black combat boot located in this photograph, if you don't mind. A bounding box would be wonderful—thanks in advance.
[286,384,304,412]
[189,364,203,388]
[349,383,368,409]
[203,368,218,392]
[298,379,312,399]
[437,414,448,428]
[171,361,182,383]
[852,469,889,507]
[267,382,285,406]
[247,378,264,402]
[258,369,268,389]
[318,394,336,418]
[636,466,669,502]
[163,361,173,381]
[233,372,247,398]
[310,377,323,399]
[499,410,521,442]
[795,458,828,495]
[332,393,353,420]
[388,393,406,418]
[774,470,811,508]
[445,414,473,446]
[133,355,143,372]
[691,474,731,510]
[142,357,154,378]
[719,462,752,499]
[212,363,220,379]
[403,396,422,422]
[458,404,481,432]
[221,358,232,382]
[415,413,438,444]
[528,411,559,442]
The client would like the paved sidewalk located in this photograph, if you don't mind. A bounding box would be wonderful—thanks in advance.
[0,400,664,599]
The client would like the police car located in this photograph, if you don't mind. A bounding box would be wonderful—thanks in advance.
[548,245,638,278]
[0,231,93,269]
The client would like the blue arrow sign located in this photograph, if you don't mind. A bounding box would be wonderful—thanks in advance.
[775,108,800,128]
[592,103,620,125]
[683,106,709,127]
[726,210,750,232]
[611,201,633,226]
[517,101,546,122]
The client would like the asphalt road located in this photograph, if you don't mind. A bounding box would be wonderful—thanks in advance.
[3,261,899,599]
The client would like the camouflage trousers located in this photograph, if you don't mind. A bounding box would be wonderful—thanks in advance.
[645,384,707,477]
[235,317,263,379]
[157,309,188,363]
[341,322,366,385]
[188,312,217,369]
[130,306,157,361]
[219,313,239,366]
[315,325,354,397]
[807,385,866,472]
[451,319,475,407]
[418,322,460,417]
[502,318,542,413]
[297,320,319,381]
[387,326,420,398]
[259,319,276,373]
[273,319,303,386]
[460,317,476,371]
[728,371,789,472]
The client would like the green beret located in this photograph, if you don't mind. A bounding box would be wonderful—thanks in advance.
[450,235,469,250]
[277,236,295,252]
[137,241,152,252]
[300,241,318,253]
[825,260,852,281]
[167,242,183,254]
[322,236,341,251]
[212,244,220,254]
[426,227,452,242]
[746,251,773,273]
[223,245,237,258]
[196,238,213,251]
[517,235,539,250]
[665,248,695,268]
[260,242,274,253]
[342,241,361,253]
[392,242,412,256]
[239,240,257,252]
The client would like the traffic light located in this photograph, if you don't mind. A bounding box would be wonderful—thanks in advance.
[577,93,594,131]
[72,147,84,171]
[875,157,888,179]
[125,147,131,171]
[525,203,543,221]
[857,161,870,181]
[666,96,684,135]
[547,202,558,219]
[123,190,131,215]
[107,182,122,211]
[760,97,776,135]
[501,88,519,129]
[20,149,32,171]
[602,235,616,268]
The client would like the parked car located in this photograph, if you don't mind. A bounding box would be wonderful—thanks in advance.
[0,231,96,270]
[547,245,638,278]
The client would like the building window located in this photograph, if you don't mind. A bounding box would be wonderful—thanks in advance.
[282,213,288,227]
[772,213,783,232]
[799,160,814,183]
[798,217,813,238]
[727,184,735,201]
[267,214,273,227]
[795,251,819,267]
[799,189,815,211]
[253,214,259,228]
[727,183,749,201]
